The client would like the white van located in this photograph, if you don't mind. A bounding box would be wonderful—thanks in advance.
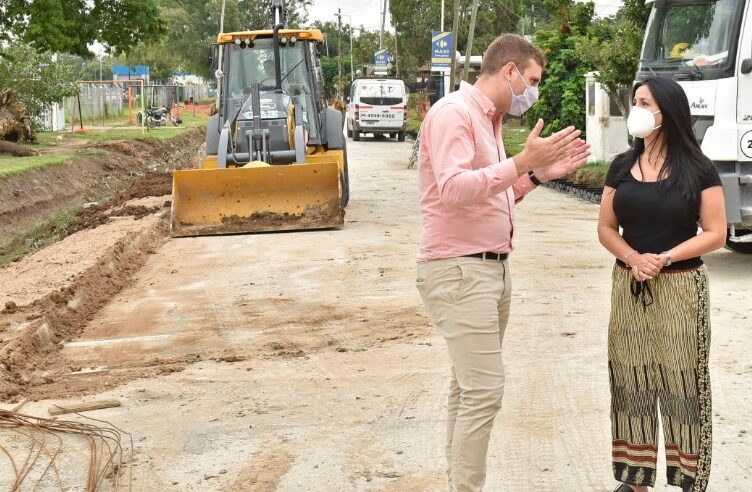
[346,78,407,142]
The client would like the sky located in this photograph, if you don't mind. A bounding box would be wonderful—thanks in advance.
[306,0,624,31]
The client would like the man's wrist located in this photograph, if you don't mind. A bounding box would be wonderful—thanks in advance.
[513,150,532,176]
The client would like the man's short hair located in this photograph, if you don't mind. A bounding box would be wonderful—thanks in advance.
[480,34,546,76]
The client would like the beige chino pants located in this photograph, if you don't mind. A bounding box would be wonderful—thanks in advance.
[416,257,512,492]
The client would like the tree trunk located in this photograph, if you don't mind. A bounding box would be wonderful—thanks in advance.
[0,140,39,157]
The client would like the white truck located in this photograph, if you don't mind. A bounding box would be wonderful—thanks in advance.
[638,0,752,253]
[346,78,407,142]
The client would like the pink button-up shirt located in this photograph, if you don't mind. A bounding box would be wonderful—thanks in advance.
[418,82,536,261]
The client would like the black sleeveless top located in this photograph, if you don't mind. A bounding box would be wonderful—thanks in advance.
[605,161,722,271]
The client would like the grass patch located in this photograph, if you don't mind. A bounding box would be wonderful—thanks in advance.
[0,209,80,267]
[502,123,529,157]
[406,117,422,134]
[0,154,75,180]
[37,112,208,144]
[0,175,130,268]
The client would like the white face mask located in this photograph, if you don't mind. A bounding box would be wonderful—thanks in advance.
[508,66,539,116]
[627,106,661,138]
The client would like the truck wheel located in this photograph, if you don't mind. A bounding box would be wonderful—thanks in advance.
[726,229,752,254]
[347,124,353,138]
[340,140,350,207]
[398,131,406,142]
[353,130,360,141]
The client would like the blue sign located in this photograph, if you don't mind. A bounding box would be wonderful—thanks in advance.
[431,31,452,69]
[374,49,389,71]
[112,64,150,76]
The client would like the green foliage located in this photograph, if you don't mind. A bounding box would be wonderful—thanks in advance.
[578,0,651,115]
[0,44,79,123]
[0,0,165,57]
[526,2,595,137]
[389,0,523,82]
[0,154,75,179]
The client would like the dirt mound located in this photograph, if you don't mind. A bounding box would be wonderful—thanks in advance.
[0,129,203,257]
[0,129,205,401]
[0,220,168,400]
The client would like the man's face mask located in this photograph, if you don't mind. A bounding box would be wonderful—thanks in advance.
[508,65,539,117]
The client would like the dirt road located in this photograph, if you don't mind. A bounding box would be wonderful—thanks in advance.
[1,135,750,491]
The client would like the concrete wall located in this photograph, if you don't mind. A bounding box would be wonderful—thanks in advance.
[585,72,629,163]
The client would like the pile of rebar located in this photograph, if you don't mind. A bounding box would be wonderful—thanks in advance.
[0,409,132,491]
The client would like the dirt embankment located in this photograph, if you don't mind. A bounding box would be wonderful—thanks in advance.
[0,131,204,401]
[0,130,203,252]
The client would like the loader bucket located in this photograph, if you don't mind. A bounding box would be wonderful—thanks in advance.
[170,162,344,237]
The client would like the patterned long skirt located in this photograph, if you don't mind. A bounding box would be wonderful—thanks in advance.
[608,264,712,492]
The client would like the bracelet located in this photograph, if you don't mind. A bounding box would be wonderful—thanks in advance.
[623,250,637,267]
[528,170,542,186]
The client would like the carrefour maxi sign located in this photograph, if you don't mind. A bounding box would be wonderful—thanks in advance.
[431,31,452,69]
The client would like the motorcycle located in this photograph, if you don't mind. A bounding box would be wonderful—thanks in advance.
[136,106,182,129]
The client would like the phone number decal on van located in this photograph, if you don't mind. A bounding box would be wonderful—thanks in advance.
[363,113,398,119]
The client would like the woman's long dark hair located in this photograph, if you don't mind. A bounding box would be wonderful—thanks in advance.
[610,76,712,207]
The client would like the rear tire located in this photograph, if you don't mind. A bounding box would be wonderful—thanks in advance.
[353,129,360,141]
[340,140,350,207]
[347,123,353,138]
[398,131,406,142]
[726,229,752,254]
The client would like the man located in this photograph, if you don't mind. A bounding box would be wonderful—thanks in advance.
[416,34,591,491]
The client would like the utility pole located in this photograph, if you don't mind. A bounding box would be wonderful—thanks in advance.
[215,0,227,109]
[448,0,460,93]
[441,0,445,31]
[349,23,354,81]
[337,9,343,99]
[379,0,387,49]
[463,0,479,82]
[394,26,399,77]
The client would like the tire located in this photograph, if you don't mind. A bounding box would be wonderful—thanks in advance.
[170,114,180,127]
[340,139,350,207]
[726,229,752,254]
[347,122,353,138]
[136,112,143,127]
[353,130,360,141]
[398,131,406,142]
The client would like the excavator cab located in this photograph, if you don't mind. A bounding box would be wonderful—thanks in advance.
[171,0,349,236]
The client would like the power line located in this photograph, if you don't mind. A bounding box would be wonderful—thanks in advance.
[344,0,377,15]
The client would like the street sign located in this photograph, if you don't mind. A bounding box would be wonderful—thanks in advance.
[431,31,452,69]
[374,49,389,73]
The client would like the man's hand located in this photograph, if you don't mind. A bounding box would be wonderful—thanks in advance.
[534,139,591,182]
[514,119,588,175]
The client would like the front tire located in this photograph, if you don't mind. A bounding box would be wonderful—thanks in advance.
[726,229,752,254]
[398,130,406,142]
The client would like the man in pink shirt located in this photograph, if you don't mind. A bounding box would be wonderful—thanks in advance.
[416,34,591,491]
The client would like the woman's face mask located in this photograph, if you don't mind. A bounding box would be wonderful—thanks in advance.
[627,106,661,138]
[508,65,539,116]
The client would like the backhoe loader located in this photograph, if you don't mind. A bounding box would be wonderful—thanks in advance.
[171,0,349,236]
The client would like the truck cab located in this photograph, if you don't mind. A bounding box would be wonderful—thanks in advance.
[637,0,752,252]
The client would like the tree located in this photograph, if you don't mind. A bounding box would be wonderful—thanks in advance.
[0,0,165,57]
[578,0,651,115]
[526,0,596,137]
[0,43,79,129]
[390,0,523,82]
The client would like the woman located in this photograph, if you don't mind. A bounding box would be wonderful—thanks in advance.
[598,76,726,492]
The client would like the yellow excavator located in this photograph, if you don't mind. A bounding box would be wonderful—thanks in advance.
[171,0,349,236]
